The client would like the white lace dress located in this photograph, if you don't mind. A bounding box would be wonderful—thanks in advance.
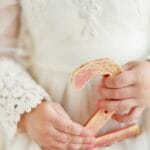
[0,0,150,150]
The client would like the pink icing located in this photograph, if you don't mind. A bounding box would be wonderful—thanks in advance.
[74,69,93,89]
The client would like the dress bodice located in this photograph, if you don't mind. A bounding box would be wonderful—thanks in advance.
[20,0,150,72]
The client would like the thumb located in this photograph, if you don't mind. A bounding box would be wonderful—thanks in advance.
[52,102,71,120]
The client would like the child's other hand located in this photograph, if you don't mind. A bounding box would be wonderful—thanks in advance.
[96,60,150,123]
[18,101,95,150]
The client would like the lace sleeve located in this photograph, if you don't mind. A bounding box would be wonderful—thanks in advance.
[0,0,51,140]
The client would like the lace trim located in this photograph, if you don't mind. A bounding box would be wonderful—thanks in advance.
[73,0,104,36]
[0,58,51,139]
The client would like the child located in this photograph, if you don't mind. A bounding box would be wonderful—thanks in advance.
[0,0,150,150]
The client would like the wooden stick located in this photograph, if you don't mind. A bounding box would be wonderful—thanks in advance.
[84,109,114,134]
[94,124,140,147]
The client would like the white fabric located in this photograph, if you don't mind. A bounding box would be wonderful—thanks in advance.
[0,0,150,150]
[21,0,150,72]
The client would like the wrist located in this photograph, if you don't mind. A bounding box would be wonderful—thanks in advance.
[17,112,28,133]
[17,100,48,133]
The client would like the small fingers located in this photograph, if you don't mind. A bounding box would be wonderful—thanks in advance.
[100,86,136,99]
[52,117,93,137]
[122,61,139,71]
[104,71,136,89]
[112,105,146,123]
[52,103,71,120]
[49,139,93,150]
[67,143,94,150]
[41,126,94,150]
[51,128,95,144]
[96,99,137,113]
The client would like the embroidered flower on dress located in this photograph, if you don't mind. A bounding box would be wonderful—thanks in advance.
[73,0,104,36]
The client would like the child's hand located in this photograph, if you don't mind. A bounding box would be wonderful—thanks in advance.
[96,60,150,123]
[18,101,95,150]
